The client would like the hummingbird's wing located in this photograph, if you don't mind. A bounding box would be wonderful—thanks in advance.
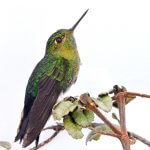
[22,75,62,148]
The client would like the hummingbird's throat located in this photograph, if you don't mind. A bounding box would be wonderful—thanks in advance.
[55,48,78,61]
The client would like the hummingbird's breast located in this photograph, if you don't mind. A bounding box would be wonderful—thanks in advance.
[63,50,80,92]
[72,49,80,82]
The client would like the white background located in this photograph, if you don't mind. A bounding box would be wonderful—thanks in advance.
[0,0,150,150]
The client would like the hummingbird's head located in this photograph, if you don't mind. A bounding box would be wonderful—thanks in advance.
[45,9,88,61]
[45,29,76,59]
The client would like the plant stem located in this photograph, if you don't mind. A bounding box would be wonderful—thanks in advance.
[80,93,121,135]
[129,132,150,147]
[29,131,60,150]
[126,92,150,98]
[116,93,130,150]
[89,127,120,138]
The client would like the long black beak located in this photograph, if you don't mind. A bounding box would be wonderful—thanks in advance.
[70,9,89,31]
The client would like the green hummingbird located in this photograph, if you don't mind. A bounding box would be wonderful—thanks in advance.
[14,9,88,148]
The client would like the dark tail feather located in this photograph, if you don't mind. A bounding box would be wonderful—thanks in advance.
[14,116,29,143]
[35,135,40,148]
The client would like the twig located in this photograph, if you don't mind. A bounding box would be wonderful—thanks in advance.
[29,89,150,150]
[89,127,120,138]
[126,92,150,99]
[29,131,61,150]
[116,93,130,150]
[117,93,127,133]
[29,122,150,150]
[129,132,150,147]
[91,123,150,147]
[42,124,64,131]
[80,92,132,150]
[29,126,63,150]
[80,93,122,135]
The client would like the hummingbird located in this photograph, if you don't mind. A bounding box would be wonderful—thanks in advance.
[14,9,88,148]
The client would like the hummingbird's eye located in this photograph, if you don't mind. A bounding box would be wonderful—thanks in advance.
[55,37,62,44]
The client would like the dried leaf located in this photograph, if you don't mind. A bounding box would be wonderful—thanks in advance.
[92,95,112,112]
[86,124,113,145]
[72,108,94,127]
[84,109,94,125]
[52,100,78,120]
[112,113,120,122]
[125,95,136,104]
[0,141,11,150]
[63,116,84,139]
[86,130,101,145]
[113,95,136,108]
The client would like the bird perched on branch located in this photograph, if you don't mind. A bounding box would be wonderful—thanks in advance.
[14,9,88,148]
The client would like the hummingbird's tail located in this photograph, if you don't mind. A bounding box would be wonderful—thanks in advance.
[15,91,39,145]
[14,112,29,143]
[14,111,40,147]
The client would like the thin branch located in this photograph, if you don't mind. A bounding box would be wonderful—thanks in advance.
[129,132,150,147]
[89,127,120,138]
[29,126,63,150]
[117,93,127,133]
[125,92,150,99]
[116,93,131,150]
[80,93,122,135]
[91,122,150,147]
[29,123,102,150]
[28,122,150,150]
[42,124,64,131]
[29,89,150,150]
[29,131,61,150]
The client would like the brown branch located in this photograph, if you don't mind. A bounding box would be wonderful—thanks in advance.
[42,124,64,131]
[117,93,127,133]
[29,88,150,150]
[116,93,131,150]
[89,127,120,138]
[125,92,150,99]
[29,122,150,150]
[129,132,150,147]
[29,123,102,150]
[29,131,60,150]
[91,122,150,147]
[110,85,150,149]
[79,92,132,150]
[29,125,64,150]
[80,93,122,136]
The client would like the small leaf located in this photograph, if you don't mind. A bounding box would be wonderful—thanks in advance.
[86,124,113,145]
[84,109,94,125]
[63,116,84,139]
[0,141,11,150]
[125,95,136,104]
[86,130,101,145]
[113,95,136,108]
[72,108,94,127]
[112,112,120,123]
[52,100,78,120]
[92,95,112,112]
[72,108,87,127]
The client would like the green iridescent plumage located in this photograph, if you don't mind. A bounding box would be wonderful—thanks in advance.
[15,10,88,148]
[27,54,78,97]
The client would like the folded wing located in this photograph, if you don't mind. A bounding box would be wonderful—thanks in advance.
[23,75,62,147]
